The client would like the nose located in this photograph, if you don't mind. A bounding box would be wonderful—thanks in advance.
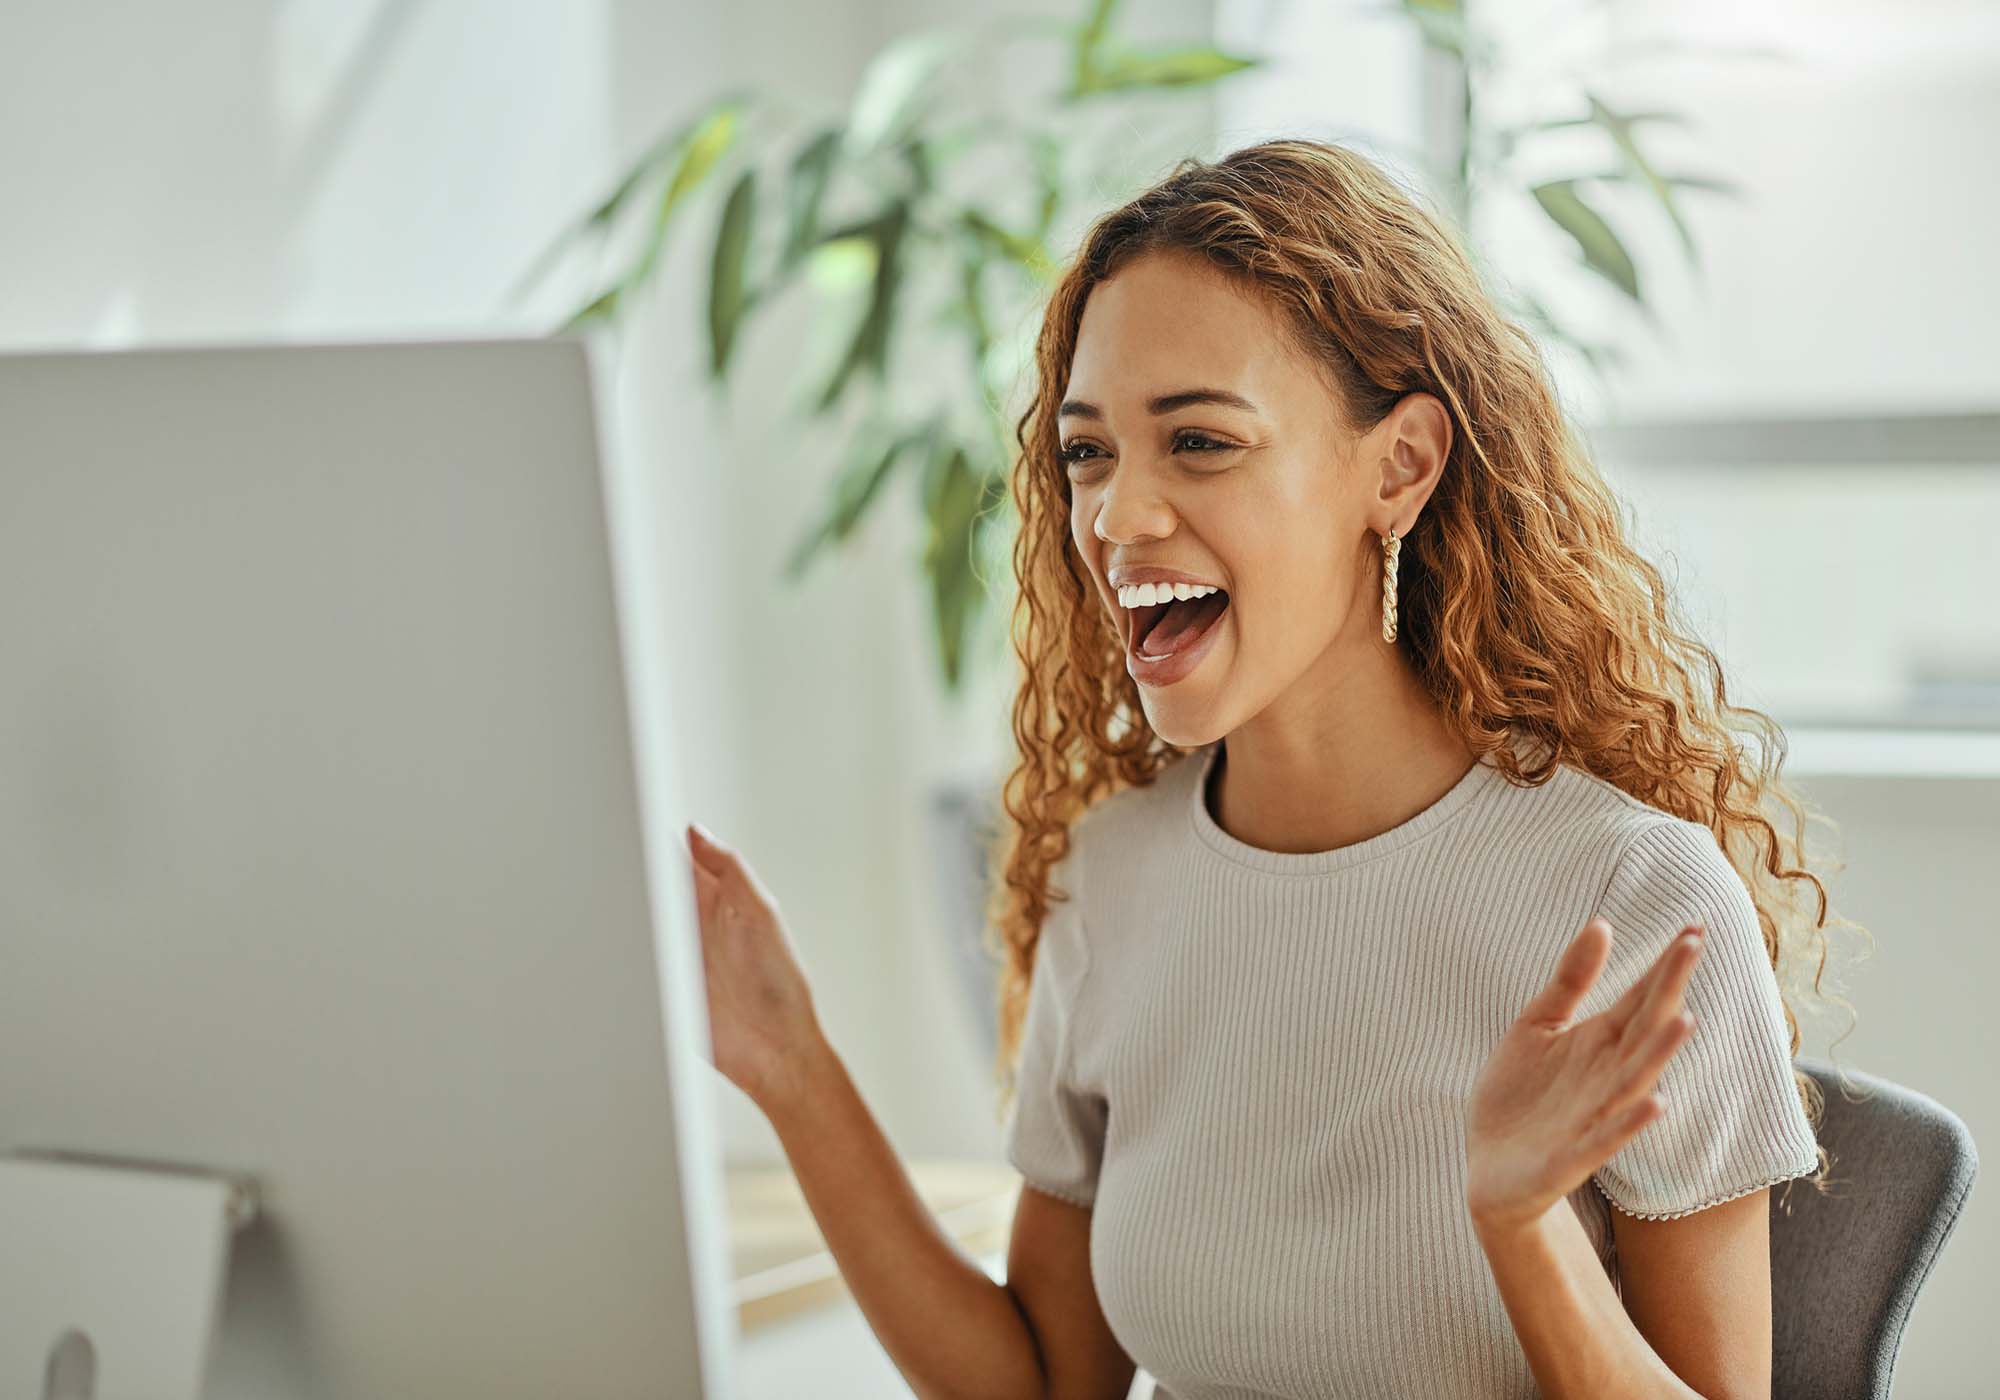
[1091,464,1176,547]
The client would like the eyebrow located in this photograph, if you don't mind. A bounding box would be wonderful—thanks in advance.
[1057,388,1262,421]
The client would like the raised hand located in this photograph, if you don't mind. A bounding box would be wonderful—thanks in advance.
[1464,916,1705,1232]
[684,822,825,1112]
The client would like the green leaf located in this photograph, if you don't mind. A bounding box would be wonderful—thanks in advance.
[921,442,989,691]
[958,207,1052,277]
[1397,0,1467,56]
[955,250,994,355]
[783,417,940,580]
[1649,173,1743,197]
[845,30,969,156]
[1070,0,1123,97]
[780,128,844,273]
[815,203,910,412]
[587,126,691,228]
[560,286,623,333]
[1583,92,1697,263]
[523,93,751,322]
[1568,169,1746,199]
[900,135,936,197]
[625,100,747,290]
[505,124,687,307]
[1070,42,1259,96]
[1520,109,1690,135]
[1027,129,1064,241]
[708,167,758,378]
[1530,179,1641,304]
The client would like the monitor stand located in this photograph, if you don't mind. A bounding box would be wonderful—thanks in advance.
[0,1152,258,1400]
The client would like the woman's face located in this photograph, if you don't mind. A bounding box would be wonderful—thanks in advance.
[1062,249,1440,747]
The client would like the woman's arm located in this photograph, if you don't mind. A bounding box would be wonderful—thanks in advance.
[1471,1189,1768,1400]
[684,823,1073,1400]
[761,1036,1059,1400]
[1464,915,1740,1399]
[1612,1189,1777,1397]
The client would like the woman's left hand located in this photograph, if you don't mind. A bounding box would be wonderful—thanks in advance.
[1464,916,1706,1233]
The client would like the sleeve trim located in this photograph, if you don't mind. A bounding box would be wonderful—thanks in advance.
[1595,1155,1819,1221]
[1017,1178,1095,1209]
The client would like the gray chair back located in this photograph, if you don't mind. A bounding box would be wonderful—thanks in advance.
[1772,1057,1978,1399]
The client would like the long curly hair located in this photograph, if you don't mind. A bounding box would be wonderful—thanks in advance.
[982,137,1866,1200]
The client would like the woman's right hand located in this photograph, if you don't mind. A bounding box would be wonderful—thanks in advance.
[683,821,826,1111]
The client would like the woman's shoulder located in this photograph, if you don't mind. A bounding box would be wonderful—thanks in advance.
[1488,737,1687,859]
[1037,746,1208,926]
[1506,748,1759,955]
[1066,744,1208,852]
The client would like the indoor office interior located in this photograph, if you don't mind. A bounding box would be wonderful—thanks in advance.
[1,1,1992,1398]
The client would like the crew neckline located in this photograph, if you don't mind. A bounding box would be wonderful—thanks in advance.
[1185,736,1513,875]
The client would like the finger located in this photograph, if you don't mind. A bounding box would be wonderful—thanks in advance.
[1581,1091,1665,1163]
[1637,928,1704,1035]
[1602,924,1702,1034]
[687,822,730,873]
[690,861,720,921]
[1596,1006,1697,1129]
[1616,1002,1697,1089]
[691,825,761,900]
[1518,918,1612,1026]
[1615,926,1704,1039]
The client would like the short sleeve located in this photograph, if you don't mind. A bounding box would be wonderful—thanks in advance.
[999,851,1106,1208]
[1586,818,1820,1220]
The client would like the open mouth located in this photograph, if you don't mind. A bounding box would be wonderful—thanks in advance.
[1128,589,1231,661]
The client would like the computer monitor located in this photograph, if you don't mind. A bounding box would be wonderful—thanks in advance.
[0,336,737,1399]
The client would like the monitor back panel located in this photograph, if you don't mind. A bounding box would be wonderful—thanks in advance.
[0,338,731,1399]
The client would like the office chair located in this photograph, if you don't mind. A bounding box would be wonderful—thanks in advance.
[1771,1057,1978,1399]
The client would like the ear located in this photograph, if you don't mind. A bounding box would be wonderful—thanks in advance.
[1374,391,1452,530]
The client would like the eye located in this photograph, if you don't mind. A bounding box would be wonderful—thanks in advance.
[1173,430,1232,454]
[1059,430,1236,468]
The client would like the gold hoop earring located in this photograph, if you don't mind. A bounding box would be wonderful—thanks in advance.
[1380,526,1401,644]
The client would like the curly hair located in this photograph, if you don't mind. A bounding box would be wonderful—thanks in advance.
[982,137,1867,1203]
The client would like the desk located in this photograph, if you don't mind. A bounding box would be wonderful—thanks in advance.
[726,1157,1020,1334]
[724,1158,1020,1399]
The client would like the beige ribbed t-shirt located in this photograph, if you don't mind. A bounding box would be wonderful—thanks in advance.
[1000,733,1819,1400]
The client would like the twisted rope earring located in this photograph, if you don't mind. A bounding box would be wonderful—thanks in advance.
[1380,526,1401,644]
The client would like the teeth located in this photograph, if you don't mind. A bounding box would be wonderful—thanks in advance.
[1117,581,1221,609]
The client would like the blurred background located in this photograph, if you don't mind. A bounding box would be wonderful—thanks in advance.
[5,0,1994,1395]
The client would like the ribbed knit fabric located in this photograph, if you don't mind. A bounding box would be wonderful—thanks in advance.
[1000,732,1820,1400]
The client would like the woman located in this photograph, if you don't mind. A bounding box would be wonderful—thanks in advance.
[685,138,1848,1400]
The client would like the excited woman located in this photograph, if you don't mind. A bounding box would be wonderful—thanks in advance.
[685,138,1847,1400]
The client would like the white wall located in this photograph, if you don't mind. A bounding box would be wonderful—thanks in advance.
[0,3,611,347]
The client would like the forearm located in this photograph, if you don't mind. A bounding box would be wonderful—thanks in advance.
[1470,1201,1704,1400]
[760,1033,1045,1400]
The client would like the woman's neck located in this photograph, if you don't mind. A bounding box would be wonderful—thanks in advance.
[1206,654,1478,856]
